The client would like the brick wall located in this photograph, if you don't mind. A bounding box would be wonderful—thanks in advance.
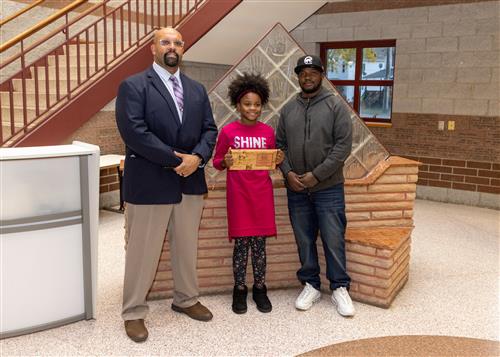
[291,1,499,207]
[149,157,419,308]
[99,166,120,195]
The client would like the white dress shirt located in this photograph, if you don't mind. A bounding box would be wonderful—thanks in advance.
[152,61,184,122]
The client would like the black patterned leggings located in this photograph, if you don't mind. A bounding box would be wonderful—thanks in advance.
[233,236,267,289]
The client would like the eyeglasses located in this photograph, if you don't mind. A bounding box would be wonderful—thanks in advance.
[159,39,184,48]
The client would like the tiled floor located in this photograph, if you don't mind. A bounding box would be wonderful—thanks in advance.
[1,199,499,356]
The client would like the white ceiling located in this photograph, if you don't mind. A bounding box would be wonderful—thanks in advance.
[184,0,329,65]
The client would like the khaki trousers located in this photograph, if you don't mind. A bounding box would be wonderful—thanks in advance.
[121,194,204,321]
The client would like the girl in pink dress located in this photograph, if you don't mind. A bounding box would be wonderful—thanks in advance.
[213,73,284,314]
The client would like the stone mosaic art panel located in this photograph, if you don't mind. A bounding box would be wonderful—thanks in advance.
[206,23,389,182]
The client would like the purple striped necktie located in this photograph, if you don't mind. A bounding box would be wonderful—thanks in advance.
[169,76,184,115]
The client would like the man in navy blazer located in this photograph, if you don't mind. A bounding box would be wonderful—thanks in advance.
[116,27,217,343]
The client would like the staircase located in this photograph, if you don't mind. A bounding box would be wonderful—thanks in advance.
[0,0,241,147]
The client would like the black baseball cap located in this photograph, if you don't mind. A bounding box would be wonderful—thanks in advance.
[294,55,324,75]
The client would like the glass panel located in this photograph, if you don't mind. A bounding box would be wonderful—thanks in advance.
[360,86,393,119]
[343,156,367,179]
[260,25,298,65]
[326,48,356,80]
[0,156,81,220]
[362,47,395,80]
[267,71,297,113]
[334,85,355,107]
[358,137,388,172]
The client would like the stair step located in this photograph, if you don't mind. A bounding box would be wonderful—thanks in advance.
[2,107,38,123]
[12,78,82,93]
[31,66,98,81]
[0,92,55,109]
[47,53,113,67]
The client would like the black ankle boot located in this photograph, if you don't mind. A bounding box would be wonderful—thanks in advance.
[232,285,248,314]
[252,284,272,313]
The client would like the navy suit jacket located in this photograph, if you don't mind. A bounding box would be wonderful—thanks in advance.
[115,66,217,204]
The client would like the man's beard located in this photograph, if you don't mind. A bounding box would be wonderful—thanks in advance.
[301,78,322,94]
[163,52,179,67]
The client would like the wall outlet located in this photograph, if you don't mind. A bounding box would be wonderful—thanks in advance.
[448,121,455,131]
[438,121,445,130]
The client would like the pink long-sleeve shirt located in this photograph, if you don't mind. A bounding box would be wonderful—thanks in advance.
[213,121,277,240]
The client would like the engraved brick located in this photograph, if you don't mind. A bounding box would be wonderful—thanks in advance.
[344,185,368,193]
[346,251,393,269]
[347,211,371,221]
[347,243,377,256]
[347,201,414,212]
[346,193,406,203]
[358,284,375,295]
[347,261,376,276]
[368,183,417,193]
[375,175,407,184]
[407,174,418,183]
[199,218,227,229]
[406,192,416,200]
[203,198,226,208]
[372,210,403,219]
[348,218,412,229]
[403,210,413,218]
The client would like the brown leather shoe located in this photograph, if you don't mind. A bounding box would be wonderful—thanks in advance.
[171,302,213,321]
[124,319,148,343]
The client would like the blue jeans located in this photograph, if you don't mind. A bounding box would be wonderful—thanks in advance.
[287,183,350,291]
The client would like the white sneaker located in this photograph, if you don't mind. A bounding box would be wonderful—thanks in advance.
[295,282,321,310]
[331,287,355,317]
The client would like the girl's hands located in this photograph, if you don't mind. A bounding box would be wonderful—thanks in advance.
[222,148,233,169]
[275,149,285,166]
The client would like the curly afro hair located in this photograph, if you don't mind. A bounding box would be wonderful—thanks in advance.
[228,72,270,107]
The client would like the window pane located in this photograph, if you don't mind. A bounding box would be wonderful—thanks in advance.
[334,85,355,107]
[326,48,356,80]
[360,86,392,119]
[362,47,395,80]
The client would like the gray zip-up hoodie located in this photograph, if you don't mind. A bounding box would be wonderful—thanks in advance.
[276,87,353,192]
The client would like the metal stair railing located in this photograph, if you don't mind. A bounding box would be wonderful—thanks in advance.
[0,0,205,147]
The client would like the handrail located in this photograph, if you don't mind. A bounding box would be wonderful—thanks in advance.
[0,0,87,53]
[0,0,46,27]
[0,0,221,147]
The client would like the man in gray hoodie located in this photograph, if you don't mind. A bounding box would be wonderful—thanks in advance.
[276,55,355,317]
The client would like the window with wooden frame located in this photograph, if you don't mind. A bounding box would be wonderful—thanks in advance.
[320,40,396,124]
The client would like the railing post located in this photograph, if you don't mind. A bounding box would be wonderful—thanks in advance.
[103,2,108,70]
[20,41,28,132]
[65,13,71,99]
